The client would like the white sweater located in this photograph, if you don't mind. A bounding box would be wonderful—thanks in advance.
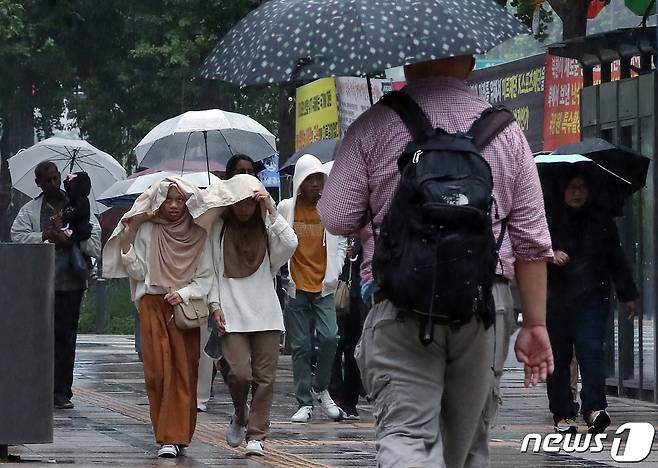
[120,222,215,304]
[208,212,298,333]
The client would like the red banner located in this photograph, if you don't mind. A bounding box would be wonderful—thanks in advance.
[542,54,640,151]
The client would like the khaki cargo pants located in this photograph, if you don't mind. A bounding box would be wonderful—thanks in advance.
[355,283,513,468]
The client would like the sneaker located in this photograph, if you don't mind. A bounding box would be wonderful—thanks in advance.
[311,389,341,420]
[554,418,578,434]
[290,405,313,423]
[197,402,208,412]
[176,445,186,456]
[245,440,265,456]
[342,407,360,420]
[226,415,247,447]
[54,397,74,410]
[586,410,611,434]
[157,444,179,458]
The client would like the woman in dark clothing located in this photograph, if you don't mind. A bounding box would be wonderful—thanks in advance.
[547,174,638,435]
[329,238,364,419]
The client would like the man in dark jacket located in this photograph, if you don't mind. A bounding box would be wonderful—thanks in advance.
[547,173,638,435]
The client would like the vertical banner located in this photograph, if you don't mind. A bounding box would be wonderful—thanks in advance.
[295,77,340,151]
[469,54,546,152]
[543,54,583,151]
[335,77,392,134]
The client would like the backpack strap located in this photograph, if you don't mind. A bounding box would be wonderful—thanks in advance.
[380,91,434,141]
[467,105,515,151]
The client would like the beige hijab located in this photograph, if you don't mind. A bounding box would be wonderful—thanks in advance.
[148,184,207,289]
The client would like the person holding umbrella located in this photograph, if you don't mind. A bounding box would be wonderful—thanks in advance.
[546,171,638,435]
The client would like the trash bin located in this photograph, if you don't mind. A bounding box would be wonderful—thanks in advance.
[0,243,55,455]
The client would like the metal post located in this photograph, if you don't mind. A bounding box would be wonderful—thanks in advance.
[654,28,658,403]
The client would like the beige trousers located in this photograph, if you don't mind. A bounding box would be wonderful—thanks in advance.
[355,285,512,468]
[222,331,281,441]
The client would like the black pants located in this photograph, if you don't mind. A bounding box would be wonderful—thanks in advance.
[546,300,609,423]
[329,296,364,411]
[54,289,85,401]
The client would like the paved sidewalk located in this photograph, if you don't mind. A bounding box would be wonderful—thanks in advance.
[4,334,658,467]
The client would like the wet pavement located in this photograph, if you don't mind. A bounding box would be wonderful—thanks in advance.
[3,334,658,467]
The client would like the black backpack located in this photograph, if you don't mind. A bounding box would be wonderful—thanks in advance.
[372,91,514,345]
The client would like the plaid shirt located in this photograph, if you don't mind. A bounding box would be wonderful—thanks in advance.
[317,76,553,285]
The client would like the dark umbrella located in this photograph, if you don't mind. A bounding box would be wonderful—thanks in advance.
[535,153,642,218]
[281,138,340,174]
[200,0,528,86]
[552,138,650,194]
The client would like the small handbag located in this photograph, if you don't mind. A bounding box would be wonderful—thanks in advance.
[335,263,352,318]
[173,299,209,329]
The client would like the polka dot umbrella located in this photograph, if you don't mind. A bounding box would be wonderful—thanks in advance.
[200,0,529,86]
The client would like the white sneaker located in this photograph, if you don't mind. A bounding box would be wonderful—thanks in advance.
[290,405,313,423]
[226,415,247,447]
[197,401,208,412]
[310,389,341,420]
[157,444,179,458]
[245,440,265,456]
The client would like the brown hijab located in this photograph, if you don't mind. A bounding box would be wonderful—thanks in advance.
[148,185,207,289]
[222,209,268,279]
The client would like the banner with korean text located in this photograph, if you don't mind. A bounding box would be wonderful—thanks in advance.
[295,78,340,151]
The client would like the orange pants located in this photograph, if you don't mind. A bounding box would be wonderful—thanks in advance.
[138,294,200,445]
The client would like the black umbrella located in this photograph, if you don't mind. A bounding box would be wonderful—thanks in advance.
[552,138,650,194]
[280,138,340,174]
[535,153,640,218]
[201,0,528,86]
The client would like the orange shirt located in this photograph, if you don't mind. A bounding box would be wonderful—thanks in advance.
[291,199,327,293]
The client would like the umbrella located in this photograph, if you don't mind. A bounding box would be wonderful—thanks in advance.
[280,139,340,174]
[552,138,650,194]
[8,137,126,214]
[535,153,636,217]
[97,171,221,208]
[200,0,528,86]
[624,0,655,16]
[135,109,277,173]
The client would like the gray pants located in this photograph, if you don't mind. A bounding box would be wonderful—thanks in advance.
[356,284,511,468]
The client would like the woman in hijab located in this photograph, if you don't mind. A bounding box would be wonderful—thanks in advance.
[200,153,258,408]
[115,179,214,458]
[546,172,638,436]
[208,174,297,456]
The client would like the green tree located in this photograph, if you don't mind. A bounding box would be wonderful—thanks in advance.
[0,0,80,240]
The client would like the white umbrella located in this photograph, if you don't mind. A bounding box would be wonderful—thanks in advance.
[134,109,277,172]
[8,137,126,214]
[97,171,221,208]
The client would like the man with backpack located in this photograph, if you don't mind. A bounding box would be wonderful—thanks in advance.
[317,55,554,467]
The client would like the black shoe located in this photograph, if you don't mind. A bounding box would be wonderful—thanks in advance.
[54,397,74,410]
[342,407,360,420]
[586,410,611,434]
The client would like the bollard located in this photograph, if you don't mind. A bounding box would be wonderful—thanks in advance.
[0,243,55,457]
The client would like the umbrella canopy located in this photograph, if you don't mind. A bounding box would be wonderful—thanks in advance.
[8,137,126,214]
[535,153,636,218]
[135,109,277,171]
[281,138,340,174]
[201,0,528,86]
[97,171,221,208]
[552,138,650,193]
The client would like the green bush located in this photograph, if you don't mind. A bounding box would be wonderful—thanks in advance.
[79,278,136,335]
